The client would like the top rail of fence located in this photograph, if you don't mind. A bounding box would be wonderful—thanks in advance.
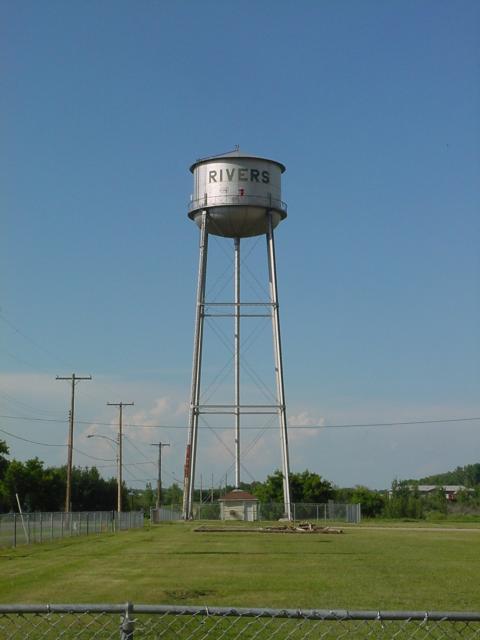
[0,603,479,621]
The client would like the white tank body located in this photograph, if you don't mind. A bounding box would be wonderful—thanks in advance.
[188,150,287,238]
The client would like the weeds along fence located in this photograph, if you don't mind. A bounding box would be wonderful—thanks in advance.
[0,511,144,549]
[151,503,361,523]
[1,604,480,639]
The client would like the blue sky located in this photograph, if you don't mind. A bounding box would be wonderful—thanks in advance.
[1,0,479,492]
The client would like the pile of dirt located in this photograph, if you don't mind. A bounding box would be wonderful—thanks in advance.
[194,522,343,534]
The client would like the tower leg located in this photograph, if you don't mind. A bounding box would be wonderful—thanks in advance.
[182,212,209,519]
[266,213,292,520]
[234,237,241,489]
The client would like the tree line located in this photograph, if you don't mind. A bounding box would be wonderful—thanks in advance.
[0,440,126,512]
[414,463,480,488]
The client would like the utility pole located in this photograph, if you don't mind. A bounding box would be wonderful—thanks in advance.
[107,402,134,513]
[151,442,170,509]
[56,374,92,513]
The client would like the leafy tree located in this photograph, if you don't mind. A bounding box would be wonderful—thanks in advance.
[0,439,9,480]
[417,463,480,487]
[350,486,386,517]
[1,460,124,513]
[252,470,285,503]
[384,480,419,518]
[456,488,475,505]
[253,470,334,504]
[334,487,355,503]
[2,457,51,511]
[0,440,10,511]
[140,482,156,509]
[424,487,447,516]
[291,470,334,503]
[70,466,119,511]
[463,464,480,487]
[406,493,424,519]
[163,483,182,505]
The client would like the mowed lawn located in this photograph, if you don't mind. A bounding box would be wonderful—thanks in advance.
[1,522,479,610]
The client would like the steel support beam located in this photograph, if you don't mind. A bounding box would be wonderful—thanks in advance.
[182,212,209,519]
[266,212,292,519]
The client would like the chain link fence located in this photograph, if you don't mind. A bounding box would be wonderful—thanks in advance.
[1,604,479,639]
[151,506,183,522]
[151,502,361,523]
[0,511,144,548]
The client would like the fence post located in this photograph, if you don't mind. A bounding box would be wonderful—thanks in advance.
[120,602,135,639]
[13,513,17,548]
[40,512,43,544]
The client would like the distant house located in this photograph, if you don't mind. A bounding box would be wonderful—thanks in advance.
[416,485,474,501]
[218,489,259,521]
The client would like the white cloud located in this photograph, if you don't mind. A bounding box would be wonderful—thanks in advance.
[289,410,325,442]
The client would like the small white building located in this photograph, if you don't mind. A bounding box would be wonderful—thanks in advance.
[218,490,259,522]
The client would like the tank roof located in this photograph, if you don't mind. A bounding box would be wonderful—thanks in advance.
[190,148,286,173]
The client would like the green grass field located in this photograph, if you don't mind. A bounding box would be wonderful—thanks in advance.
[1,521,479,610]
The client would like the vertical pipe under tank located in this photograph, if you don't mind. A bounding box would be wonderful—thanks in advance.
[234,237,241,489]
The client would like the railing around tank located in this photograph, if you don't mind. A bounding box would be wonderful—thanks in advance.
[188,193,287,212]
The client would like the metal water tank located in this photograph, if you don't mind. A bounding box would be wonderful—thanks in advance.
[188,149,287,238]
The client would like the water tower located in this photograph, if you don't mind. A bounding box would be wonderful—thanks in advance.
[182,148,292,520]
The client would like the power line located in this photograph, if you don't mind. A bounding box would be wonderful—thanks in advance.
[122,465,149,485]
[0,414,181,428]
[0,390,65,418]
[0,426,65,447]
[0,422,181,483]
[72,446,115,462]
[0,309,141,408]
[96,460,155,469]
[0,311,73,369]
[0,427,115,462]
[123,435,154,461]
[1,413,480,429]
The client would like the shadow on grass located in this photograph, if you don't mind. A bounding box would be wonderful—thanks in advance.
[170,549,366,556]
